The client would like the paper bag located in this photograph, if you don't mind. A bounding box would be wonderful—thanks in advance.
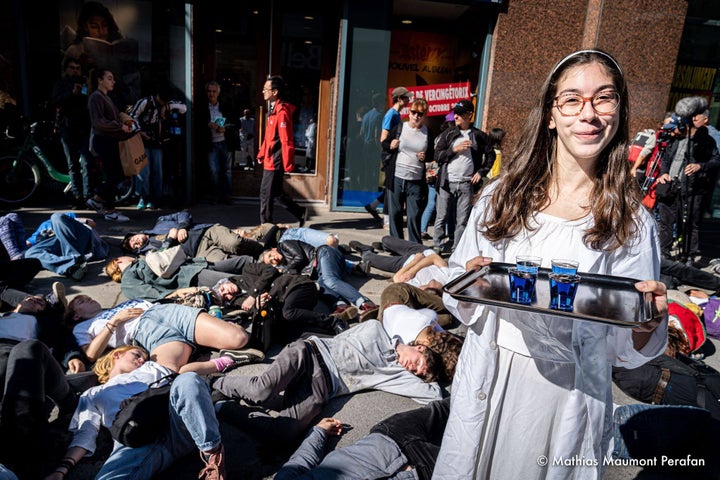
[145,245,187,279]
[119,133,148,176]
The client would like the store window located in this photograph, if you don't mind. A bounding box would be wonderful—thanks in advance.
[334,27,392,209]
[278,11,324,175]
[333,2,489,210]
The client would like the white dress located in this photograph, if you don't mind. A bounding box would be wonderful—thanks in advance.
[433,183,667,480]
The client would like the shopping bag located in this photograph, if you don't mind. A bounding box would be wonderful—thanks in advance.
[145,245,187,279]
[119,133,148,176]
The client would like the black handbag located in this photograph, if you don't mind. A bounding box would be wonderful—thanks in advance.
[249,297,275,353]
[110,373,177,448]
[654,180,679,200]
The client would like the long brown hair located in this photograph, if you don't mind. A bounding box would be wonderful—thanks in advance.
[482,50,641,251]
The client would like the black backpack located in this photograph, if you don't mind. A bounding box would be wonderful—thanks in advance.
[110,373,177,448]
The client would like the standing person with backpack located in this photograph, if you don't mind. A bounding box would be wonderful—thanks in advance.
[129,88,187,209]
[364,87,411,224]
[257,75,308,226]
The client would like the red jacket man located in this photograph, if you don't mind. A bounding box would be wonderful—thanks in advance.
[258,76,307,225]
[258,97,295,172]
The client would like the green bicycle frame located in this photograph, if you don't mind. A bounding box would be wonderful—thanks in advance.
[20,133,71,183]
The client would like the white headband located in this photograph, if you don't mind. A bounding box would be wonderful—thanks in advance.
[551,49,623,76]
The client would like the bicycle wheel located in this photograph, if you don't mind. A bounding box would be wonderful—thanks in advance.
[115,176,135,204]
[0,155,41,204]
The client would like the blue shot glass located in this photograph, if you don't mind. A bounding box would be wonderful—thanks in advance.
[549,273,581,311]
[551,259,579,276]
[508,267,537,305]
[515,256,541,302]
[516,255,542,274]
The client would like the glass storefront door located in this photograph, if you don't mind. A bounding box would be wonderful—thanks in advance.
[334,26,391,210]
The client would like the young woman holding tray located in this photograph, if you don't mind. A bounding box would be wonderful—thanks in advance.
[433,50,669,479]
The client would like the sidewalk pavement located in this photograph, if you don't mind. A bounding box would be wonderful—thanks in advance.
[9,198,720,480]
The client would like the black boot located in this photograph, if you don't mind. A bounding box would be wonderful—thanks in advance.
[330,317,349,335]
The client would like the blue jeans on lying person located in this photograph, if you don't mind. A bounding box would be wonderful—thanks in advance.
[276,429,417,480]
[280,227,333,248]
[24,213,109,275]
[316,246,368,307]
[96,373,221,479]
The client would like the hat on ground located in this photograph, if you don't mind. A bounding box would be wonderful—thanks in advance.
[452,99,474,115]
[391,86,409,98]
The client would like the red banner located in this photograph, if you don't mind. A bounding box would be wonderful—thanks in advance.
[389,81,472,118]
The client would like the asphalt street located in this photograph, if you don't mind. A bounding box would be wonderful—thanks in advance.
[6,194,720,480]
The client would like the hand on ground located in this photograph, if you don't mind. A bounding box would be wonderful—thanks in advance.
[316,418,343,436]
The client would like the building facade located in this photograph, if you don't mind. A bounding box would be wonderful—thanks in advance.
[3,0,719,213]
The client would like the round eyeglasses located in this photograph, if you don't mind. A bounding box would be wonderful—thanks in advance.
[553,91,620,116]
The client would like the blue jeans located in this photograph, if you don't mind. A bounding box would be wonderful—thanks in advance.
[280,228,333,248]
[434,181,473,249]
[96,373,221,479]
[207,141,232,200]
[420,185,437,234]
[136,147,163,202]
[316,246,366,307]
[277,429,417,480]
[388,177,426,244]
[24,213,107,274]
[60,133,90,199]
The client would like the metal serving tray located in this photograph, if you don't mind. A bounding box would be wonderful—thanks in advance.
[443,262,653,327]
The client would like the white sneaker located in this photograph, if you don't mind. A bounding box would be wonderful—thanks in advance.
[104,211,130,222]
[86,197,105,213]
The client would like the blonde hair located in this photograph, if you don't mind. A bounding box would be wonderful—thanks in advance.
[93,345,148,384]
[410,97,429,113]
[105,258,123,283]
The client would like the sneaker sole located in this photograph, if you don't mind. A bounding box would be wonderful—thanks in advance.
[332,305,358,322]
[358,307,379,322]
[219,348,266,363]
[52,281,68,309]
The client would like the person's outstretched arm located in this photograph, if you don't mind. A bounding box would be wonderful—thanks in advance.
[275,418,343,479]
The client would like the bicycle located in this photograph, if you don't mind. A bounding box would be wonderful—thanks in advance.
[0,119,134,205]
